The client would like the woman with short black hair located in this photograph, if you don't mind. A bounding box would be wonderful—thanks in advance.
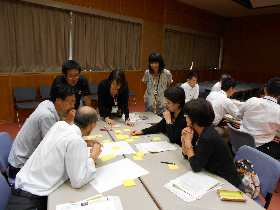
[182,98,241,187]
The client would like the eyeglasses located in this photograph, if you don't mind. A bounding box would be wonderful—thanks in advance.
[66,99,76,105]
[67,75,80,80]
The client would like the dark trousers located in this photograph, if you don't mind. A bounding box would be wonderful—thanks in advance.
[6,187,47,210]
[8,163,21,179]
[257,141,280,159]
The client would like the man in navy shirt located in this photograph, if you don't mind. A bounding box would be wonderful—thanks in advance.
[52,60,91,109]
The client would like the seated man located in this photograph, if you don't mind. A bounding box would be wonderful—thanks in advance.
[237,77,280,159]
[6,106,102,210]
[52,60,91,109]
[8,84,76,178]
[211,73,231,92]
[181,72,199,102]
[206,78,238,143]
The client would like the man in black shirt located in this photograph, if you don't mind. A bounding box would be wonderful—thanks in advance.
[52,60,91,109]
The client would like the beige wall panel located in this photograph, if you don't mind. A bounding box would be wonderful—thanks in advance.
[120,0,144,19]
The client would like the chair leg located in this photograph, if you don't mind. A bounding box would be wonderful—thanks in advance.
[16,110,20,128]
[134,97,137,107]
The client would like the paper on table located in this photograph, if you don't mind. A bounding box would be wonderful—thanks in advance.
[134,141,177,153]
[98,141,136,158]
[168,171,223,200]
[122,113,142,122]
[90,158,149,193]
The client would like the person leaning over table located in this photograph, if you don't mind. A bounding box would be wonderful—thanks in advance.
[8,83,77,179]
[142,52,173,116]
[52,60,91,109]
[6,106,102,210]
[98,69,135,127]
[131,86,187,146]
[181,98,242,188]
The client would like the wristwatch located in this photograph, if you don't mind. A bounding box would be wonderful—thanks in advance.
[125,118,130,121]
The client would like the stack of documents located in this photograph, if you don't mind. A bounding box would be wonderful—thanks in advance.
[122,113,142,122]
[164,171,223,202]
[56,194,123,210]
[134,141,177,153]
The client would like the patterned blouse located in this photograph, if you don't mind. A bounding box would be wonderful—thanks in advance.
[142,69,173,115]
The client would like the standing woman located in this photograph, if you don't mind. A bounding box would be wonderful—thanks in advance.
[98,69,135,127]
[143,52,173,116]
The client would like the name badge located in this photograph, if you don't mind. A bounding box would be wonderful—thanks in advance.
[111,106,118,113]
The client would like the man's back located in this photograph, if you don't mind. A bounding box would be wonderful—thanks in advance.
[237,96,280,146]
[15,121,96,196]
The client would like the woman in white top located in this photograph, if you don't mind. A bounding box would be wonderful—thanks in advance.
[142,52,173,116]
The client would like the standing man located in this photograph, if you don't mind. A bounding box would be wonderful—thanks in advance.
[8,84,76,178]
[181,72,199,102]
[52,60,91,109]
[237,78,280,159]
[6,106,102,210]
[211,73,231,92]
[206,78,239,142]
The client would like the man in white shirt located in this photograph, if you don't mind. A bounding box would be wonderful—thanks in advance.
[8,83,77,179]
[181,72,199,102]
[237,78,280,159]
[206,78,238,143]
[211,73,231,92]
[6,106,102,210]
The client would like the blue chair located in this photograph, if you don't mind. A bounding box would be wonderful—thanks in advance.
[40,85,52,101]
[234,145,280,209]
[227,123,256,154]
[0,173,11,210]
[14,86,39,128]
[0,132,15,186]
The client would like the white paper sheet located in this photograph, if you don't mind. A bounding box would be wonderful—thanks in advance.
[90,158,149,193]
[88,141,136,158]
[134,141,177,153]
[122,113,142,122]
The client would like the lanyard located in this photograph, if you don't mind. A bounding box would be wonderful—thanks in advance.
[263,97,278,104]
[113,93,118,105]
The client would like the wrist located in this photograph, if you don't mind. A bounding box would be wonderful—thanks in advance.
[125,118,130,121]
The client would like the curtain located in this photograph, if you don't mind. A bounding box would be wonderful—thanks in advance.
[72,12,142,71]
[163,29,221,70]
[192,35,221,69]
[163,30,195,70]
[0,0,70,73]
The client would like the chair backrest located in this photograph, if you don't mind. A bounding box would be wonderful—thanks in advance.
[40,85,52,100]
[234,146,280,206]
[0,173,11,210]
[13,86,37,102]
[227,123,256,152]
[176,83,183,87]
[89,83,98,95]
[199,86,205,92]
[0,132,13,172]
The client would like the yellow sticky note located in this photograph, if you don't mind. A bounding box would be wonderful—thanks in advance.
[133,156,143,160]
[102,139,111,144]
[100,156,109,161]
[123,129,131,131]
[131,136,139,139]
[153,137,161,141]
[87,135,95,139]
[108,154,115,159]
[111,146,121,150]
[95,134,103,138]
[135,151,146,156]
[122,135,129,139]
[125,139,135,142]
[130,116,135,118]
[168,164,179,169]
[122,179,136,187]
[114,130,123,134]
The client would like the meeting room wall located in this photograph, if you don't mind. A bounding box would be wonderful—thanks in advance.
[221,13,280,84]
[0,0,226,123]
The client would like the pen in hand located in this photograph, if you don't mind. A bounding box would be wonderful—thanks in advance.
[160,161,175,165]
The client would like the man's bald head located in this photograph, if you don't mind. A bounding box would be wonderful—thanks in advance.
[74,106,98,129]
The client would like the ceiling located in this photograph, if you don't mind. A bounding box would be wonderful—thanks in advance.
[178,0,280,18]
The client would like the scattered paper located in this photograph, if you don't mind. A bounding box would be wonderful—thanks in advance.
[123,129,131,131]
[131,136,139,139]
[168,164,179,169]
[111,146,121,150]
[122,114,142,122]
[100,154,115,162]
[122,179,136,187]
[135,141,177,153]
[114,130,123,134]
[133,156,143,160]
[90,158,149,193]
[125,139,135,142]
[135,151,146,157]
[98,141,136,158]
[151,137,161,141]
[102,139,112,144]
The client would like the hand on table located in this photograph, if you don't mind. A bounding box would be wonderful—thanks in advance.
[105,117,115,126]
[125,120,135,127]
[130,130,143,136]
